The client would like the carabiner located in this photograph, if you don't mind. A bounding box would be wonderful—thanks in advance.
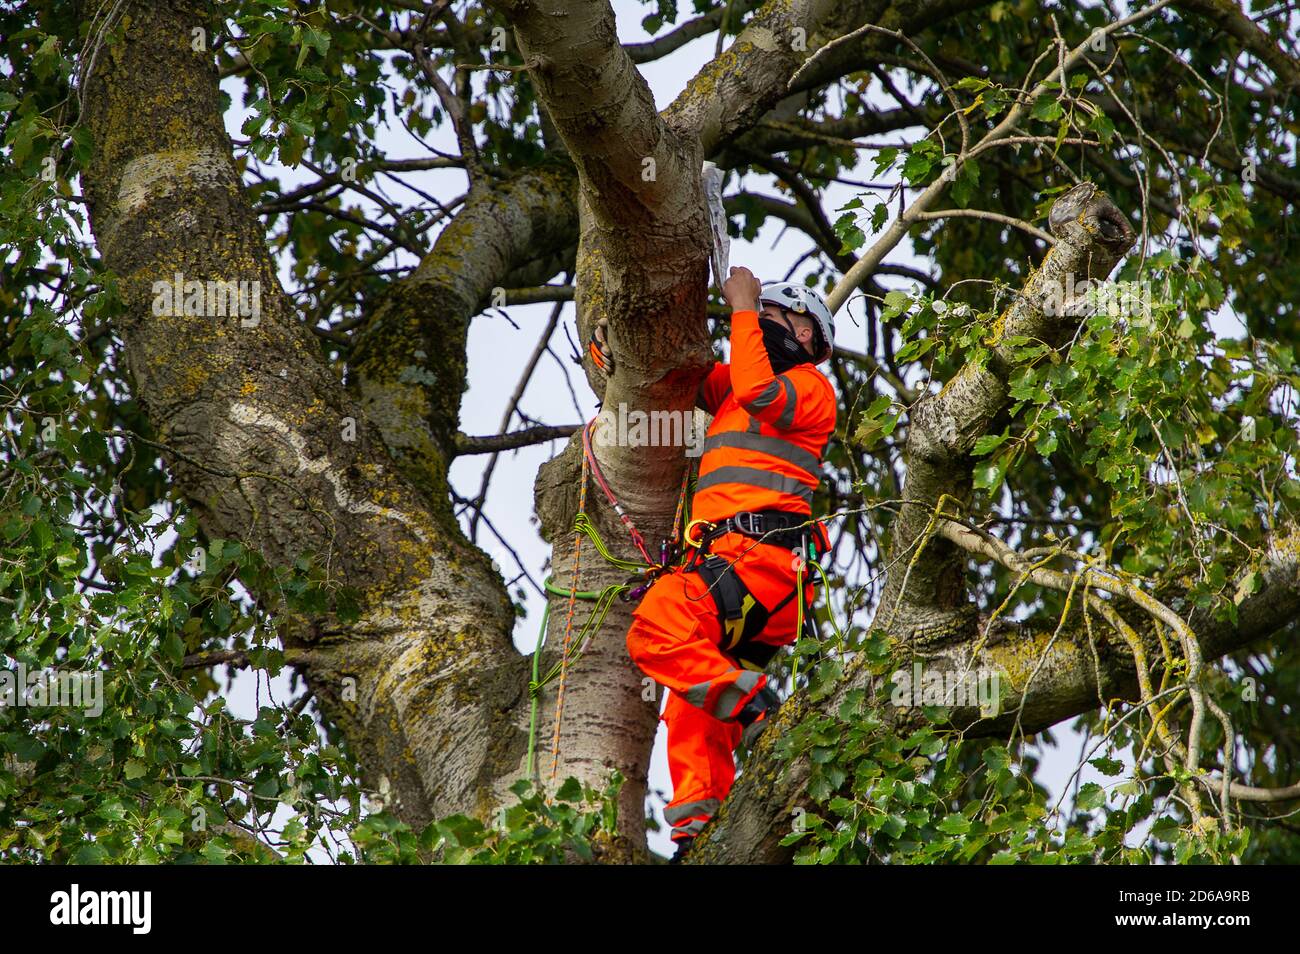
[684,518,715,550]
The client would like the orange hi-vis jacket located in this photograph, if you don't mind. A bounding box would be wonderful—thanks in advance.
[692,309,836,520]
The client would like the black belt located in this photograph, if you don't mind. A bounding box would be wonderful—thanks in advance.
[689,509,810,554]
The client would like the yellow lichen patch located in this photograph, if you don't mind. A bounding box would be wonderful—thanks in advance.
[984,625,1086,692]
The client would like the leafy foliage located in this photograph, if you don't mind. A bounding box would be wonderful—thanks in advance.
[355,774,624,865]
[778,632,1248,864]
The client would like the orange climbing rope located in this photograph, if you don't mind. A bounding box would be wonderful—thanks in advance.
[548,446,591,784]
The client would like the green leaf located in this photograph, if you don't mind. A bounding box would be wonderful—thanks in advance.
[901,142,940,185]
[972,433,1008,457]
[950,159,980,207]
[870,203,888,232]
[1088,756,1124,777]
[1034,429,1058,458]
[973,456,1008,491]
[894,336,935,364]
[1233,570,1261,605]
[554,777,583,802]
[73,843,108,864]
[1076,782,1107,811]
[1032,95,1063,122]
[871,147,899,177]
[162,630,185,666]
[881,290,911,321]
[202,840,231,864]
[982,747,1011,773]
[304,28,330,57]
[1089,111,1116,144]
[936,814,970,835]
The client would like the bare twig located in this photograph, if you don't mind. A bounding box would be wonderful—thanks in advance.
[454,424,580,456]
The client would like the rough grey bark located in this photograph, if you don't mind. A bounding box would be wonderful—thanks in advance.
[348,162,580,502]
[79,0,529,835]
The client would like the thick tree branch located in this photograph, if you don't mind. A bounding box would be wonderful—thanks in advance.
[625,2,763,64]
[1173,0,1300,90]
[348,162,579,499]
[876,183,1136,643]
[80,0,529,835]
[694,517,1300,863]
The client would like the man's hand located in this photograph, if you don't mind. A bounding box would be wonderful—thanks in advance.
[722,266,761,313]
[589,318,614,374]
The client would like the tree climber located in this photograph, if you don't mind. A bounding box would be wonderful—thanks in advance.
[623,266,836,861]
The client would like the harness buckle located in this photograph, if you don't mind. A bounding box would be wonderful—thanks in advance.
[684,518,715,550]
[731,511,761,536]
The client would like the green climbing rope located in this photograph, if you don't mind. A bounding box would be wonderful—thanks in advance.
[525,513,659,780]
[790,556,845,683]
[573,513,652,574]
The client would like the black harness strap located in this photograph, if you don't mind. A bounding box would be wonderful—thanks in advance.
[693,556,744,623]
[688,526,820,669]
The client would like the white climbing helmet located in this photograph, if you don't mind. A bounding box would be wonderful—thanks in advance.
[758,281,834,362]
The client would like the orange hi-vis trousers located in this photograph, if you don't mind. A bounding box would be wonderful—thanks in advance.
[626,532,811,843]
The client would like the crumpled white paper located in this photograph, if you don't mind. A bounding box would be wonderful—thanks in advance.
[701,160,730,292]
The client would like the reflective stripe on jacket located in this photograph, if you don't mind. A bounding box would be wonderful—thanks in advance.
[691,309,836,523]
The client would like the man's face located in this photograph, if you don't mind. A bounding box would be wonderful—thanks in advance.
[760,302,816,356]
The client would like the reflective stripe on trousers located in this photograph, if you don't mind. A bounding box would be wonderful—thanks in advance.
[684,669,762,720]
[664,797,721,827]
[670,816,711,840]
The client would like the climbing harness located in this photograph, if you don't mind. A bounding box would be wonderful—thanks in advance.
[682,510,830,676]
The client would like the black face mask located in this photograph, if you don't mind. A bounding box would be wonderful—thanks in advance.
[758,316,810,373]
